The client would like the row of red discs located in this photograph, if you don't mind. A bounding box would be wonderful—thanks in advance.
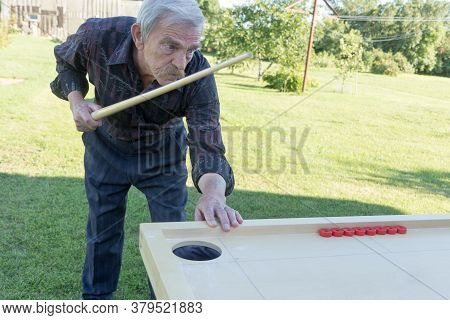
[319,225,407,238]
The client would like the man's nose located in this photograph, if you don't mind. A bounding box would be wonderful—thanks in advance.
[172,51,187,71]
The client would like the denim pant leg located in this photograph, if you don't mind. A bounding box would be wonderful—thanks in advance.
[82,149,131,300]
[134,162,188,300]
[135,166,188,223]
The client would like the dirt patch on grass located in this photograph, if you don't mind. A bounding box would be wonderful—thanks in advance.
[0,78,25,85]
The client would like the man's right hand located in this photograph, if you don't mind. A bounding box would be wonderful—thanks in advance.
[68,91,103,132]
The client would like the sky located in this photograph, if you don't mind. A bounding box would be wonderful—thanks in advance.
[218,0,394,8]
[219,0,249,8]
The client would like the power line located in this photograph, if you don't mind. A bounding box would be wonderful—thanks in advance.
[338,15,450,22]
[368,33,418,43]
[322,0,339,17]
[318,20,422,44]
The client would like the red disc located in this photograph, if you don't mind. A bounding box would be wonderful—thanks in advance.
[343,228,355,236]
[387,226,398,235]
[332,228,344,237]
[365,227,377,236]
[319,228,333,238]
[395,225,407,234]
[353,227,366,236]
[375,226,388,235]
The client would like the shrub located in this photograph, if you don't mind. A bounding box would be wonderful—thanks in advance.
[371,49,400,76]
[263,68,301,93]
[263,67,318,93]
[369,49,415,76]
[431,48,450,77]
[393,52,415,73]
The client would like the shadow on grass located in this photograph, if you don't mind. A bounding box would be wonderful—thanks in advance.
[0,172,404,299]
[222,82,282,94]
[356,168,450,198]
[215,72,256,79]
[334,159,449,199]
[220,79,337,96]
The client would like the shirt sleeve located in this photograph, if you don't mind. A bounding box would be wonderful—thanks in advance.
[50,21,91,101]
[185,54,235,197]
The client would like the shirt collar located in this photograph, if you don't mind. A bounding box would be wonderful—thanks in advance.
[107,31,134,66]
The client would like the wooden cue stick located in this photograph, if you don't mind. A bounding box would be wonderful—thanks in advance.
[91,52,252,121]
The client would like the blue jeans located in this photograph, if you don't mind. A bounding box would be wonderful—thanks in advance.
[81,120,188,300]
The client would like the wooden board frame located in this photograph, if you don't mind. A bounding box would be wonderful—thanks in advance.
[139,214,450,300]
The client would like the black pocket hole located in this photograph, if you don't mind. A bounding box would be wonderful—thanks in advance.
[172,241,222,261]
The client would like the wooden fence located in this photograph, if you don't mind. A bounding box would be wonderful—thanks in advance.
[1,0,142,40]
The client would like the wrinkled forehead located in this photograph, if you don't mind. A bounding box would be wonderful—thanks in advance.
[151,17,202,45]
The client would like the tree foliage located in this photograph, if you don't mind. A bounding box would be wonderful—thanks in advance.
[328,0,380,15]
[199,0,222,52]
[334,29,364,90]
[210,0,309,81]
[198,0,221,21]
[370,49,401,76]
[336,0,449,73]
[431,33,450,76]
[315,18,350,57]
[316,0,449,76]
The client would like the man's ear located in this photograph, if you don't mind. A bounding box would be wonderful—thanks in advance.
[131,23,144,50]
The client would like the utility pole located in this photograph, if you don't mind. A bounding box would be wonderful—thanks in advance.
[301,0,319,93]
[285,0,339,93]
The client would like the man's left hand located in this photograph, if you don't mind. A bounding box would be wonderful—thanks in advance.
[194,194,243,232]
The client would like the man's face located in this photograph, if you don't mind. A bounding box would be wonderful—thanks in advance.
[140,20,202,85]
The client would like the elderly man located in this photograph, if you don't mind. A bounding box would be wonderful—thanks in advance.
[50,0,243,300]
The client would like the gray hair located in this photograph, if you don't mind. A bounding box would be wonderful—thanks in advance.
[136,0,205,41]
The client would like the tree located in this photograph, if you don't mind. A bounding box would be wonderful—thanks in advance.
[333,0,449,74]
[375,0,447,73]
[329,0,380,15]
[199,0,222,52]
[315,18,350,57]
[198,0,221,22]
[205,8,245,58]
[430,32,450,76]
[213,0,309,80]
[335,29,364,92]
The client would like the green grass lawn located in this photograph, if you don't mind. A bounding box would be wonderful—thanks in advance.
[0,35,449,299]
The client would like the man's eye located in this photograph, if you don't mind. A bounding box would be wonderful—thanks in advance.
[163,44,176,52]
